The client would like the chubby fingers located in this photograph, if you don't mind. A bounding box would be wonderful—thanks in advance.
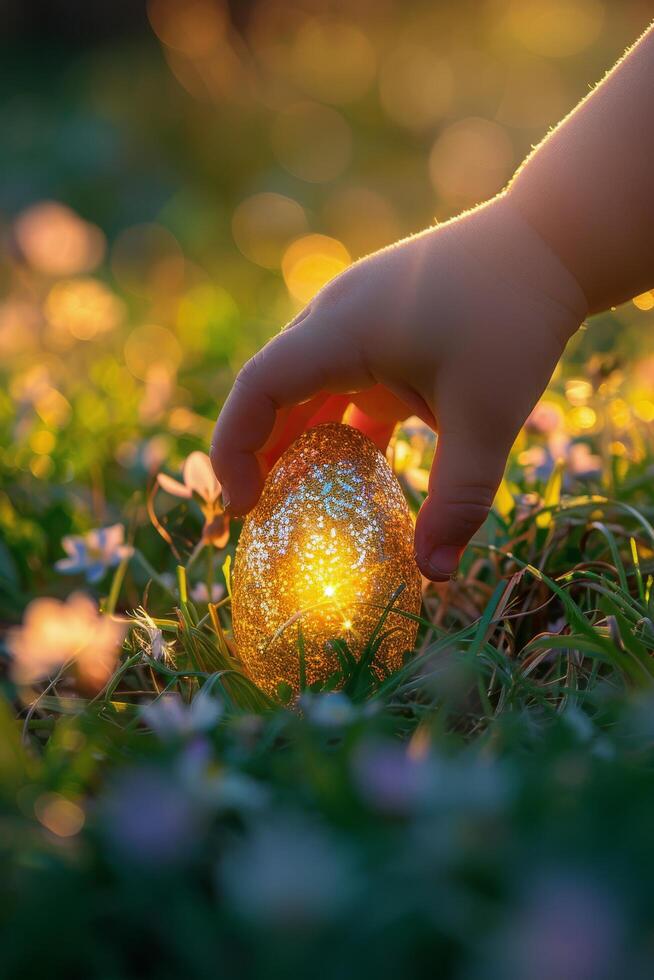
[211,313,374,514]
[414,426,511,581]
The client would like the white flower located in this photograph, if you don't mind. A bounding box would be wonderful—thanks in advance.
[300,691,357,728]
[7,593,126,687]
[55,524,133,583]
[141,686,222,739]
[135,609,172,662]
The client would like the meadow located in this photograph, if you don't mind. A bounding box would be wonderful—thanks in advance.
[2,2,654,977]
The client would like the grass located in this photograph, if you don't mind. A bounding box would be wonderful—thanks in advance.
[4,289,654,977]
[2,437,654,978]
[3,6,654,972]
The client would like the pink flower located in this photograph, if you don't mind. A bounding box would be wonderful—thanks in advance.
[157,451,229,547]
[157,451,221,505]
[7,593,126,688]
[526,400,565,436]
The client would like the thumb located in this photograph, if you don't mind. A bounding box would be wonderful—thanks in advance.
[414,429,509,581]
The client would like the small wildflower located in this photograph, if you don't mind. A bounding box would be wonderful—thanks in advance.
[141,686,222,739]
[134,608,172,662]
[55,523,133,583]
[157,451,229,547]
[157,450,220,504]
[300,691,357,728]
[7,593,126,688]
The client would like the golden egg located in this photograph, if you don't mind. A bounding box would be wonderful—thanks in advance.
[232,422,421,697]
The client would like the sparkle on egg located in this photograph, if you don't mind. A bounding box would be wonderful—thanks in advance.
[232,422,422,697]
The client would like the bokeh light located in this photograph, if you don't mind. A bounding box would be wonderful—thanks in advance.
[633,291,654,311]
[14,202,105,276]
[504,0,605,58]
[44,278,125,342]
[177,283,239,354]
[0,299,40,355]
[379,44,454,130]
[124,324,183,380]
[35,793,85,838]
[271,102,352,183]
[232,192,308,268]
[429,117,514,209]
[282,234,351,305]
[111,223,185,297]
[496,57,570,129]
[147,0,228,57]
[290,17,376,105]
[323,186,401,259]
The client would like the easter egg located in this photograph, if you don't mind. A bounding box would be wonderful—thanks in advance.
[232,422,421,697]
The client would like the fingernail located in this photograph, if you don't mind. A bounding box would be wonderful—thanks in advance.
[424,546,460,581]
[222,489,231,511]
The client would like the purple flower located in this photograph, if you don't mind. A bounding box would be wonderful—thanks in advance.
[100,767,200,867]
[352,740,431,816]
[498,871,623,980]
[55,523,133,583]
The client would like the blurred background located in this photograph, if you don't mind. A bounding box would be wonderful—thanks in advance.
[2,0,654,606]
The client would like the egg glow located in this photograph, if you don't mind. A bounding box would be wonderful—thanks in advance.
[232,423,421,696]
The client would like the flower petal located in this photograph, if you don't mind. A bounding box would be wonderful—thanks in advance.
[87,562,108,583]
[104,523,126,551]
[61,536,86,561]
[157,472,192,498]
[183,451,220,504]
[202,513,230,548]
[55,557,84,574]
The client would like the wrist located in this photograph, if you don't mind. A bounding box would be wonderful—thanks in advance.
[454,193,589,343]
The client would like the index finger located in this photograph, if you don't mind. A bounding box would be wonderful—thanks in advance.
[210,314,373,514]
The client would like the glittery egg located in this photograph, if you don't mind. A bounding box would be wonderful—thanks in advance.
[232,422,421,697]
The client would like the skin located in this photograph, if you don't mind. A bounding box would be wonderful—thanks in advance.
[212,22,654,581]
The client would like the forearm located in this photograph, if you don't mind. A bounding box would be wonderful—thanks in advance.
[508,22,654,315]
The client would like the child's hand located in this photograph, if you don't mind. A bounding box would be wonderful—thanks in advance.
[212,23,654,580]
[211,193,588,581]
